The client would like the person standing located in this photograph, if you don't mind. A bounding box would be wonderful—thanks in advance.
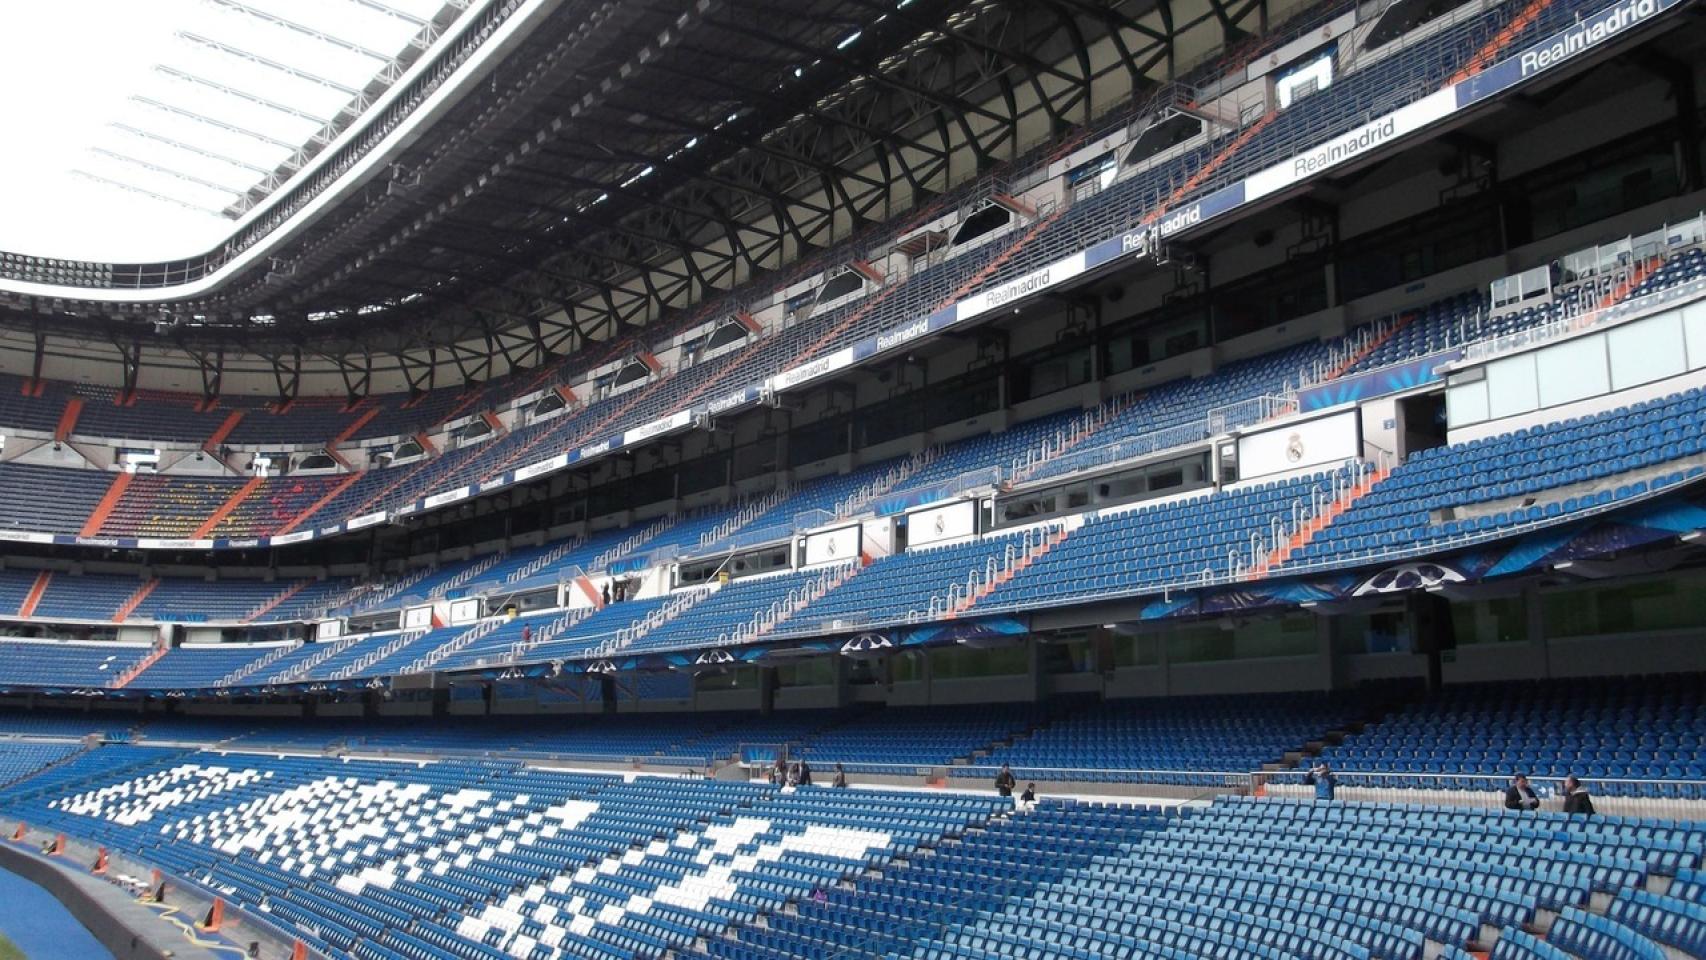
[1504,774,1540,811]
[1561,775,1595,815]
[994,763,1016,798]
[1305,761,1337,801]
[832,763,848,788]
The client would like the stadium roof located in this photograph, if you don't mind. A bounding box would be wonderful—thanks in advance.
[0,0,1255,379]
[0,0,466,263]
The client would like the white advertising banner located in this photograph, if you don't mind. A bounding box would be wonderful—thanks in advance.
[1244,89,1458,201]
[1236,410,1361,479]
[803,524,862,567]
[402,604,435,630]
[907,500,978,548]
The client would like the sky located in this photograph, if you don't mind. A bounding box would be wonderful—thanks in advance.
[0,0,445,264]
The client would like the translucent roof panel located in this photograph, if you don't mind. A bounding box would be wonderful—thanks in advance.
[0,0,461,263]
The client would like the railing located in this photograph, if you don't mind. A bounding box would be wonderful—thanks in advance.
[594,516,672,574]
[719,562,861,647]
[602,587,711,657]
[700,486,793,548]
[1459,269,1706,365]
[1010,396,1133,484]
[215,641,300,687]
[507,535,583,584]
[269,631,376,684]
[429,552,500,599]
[334,628,428,680]
[1011,395,1295,491]
[404,617,503,674]
[836,448,937,519]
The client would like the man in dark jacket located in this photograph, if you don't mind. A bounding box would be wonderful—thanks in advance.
[1561,775,1595,815]
[1504,774,1540,811]
[832,764,848,788]
[995,763,1016,798]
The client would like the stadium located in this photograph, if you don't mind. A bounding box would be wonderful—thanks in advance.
[0,0,1701,955]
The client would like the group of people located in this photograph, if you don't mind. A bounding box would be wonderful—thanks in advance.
[994,763,1037,805]
[1505,773,1596,814]
[768,757,851,788]
[1302,762,1596,814]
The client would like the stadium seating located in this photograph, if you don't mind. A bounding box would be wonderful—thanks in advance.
[0,462,114,535]
[1306,675,1706,795]
[0,639,149,687]
[30,573,144,621]
[955,693,1366,785]
[1297,388,1706,567]
[0,748,1007,959]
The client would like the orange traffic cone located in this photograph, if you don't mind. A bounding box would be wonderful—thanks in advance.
[92,847,108,875]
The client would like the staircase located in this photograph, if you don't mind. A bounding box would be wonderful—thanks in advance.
[194,475,266,538]
[403,618,505,674]
[54,396,83,443]
[80,472,134,538]
[505,606,597,664]
[202,410,244,453]
[599,587,714,657]
[244,580,309,624]
[216,642,301,688]
[273,470,364,536]
[270,632,370,684]
[1595,256,1662,312]
[722,562,864,646]
[334,629,431,680]
[1450,0,1557,83]
[1008,394,1140,485]
[1251,462,1388,577]
[941,524,1075,618]
[112,580,159,622]
[108,644,168,690]
[17,572,49,618]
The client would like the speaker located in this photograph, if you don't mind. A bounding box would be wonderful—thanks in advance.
[1406,591,1457,653]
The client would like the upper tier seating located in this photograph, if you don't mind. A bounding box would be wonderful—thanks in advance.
[98,473,249,539]
[0,640,149,687]
[0,462,114,535]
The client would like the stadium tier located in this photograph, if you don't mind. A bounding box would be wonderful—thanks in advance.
[1,1,1705,956]
[0,741,1696,959]
[0,0,1677,550]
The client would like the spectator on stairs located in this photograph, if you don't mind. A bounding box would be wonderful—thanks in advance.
[832,763,848,788]
[995,762,1016,798]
